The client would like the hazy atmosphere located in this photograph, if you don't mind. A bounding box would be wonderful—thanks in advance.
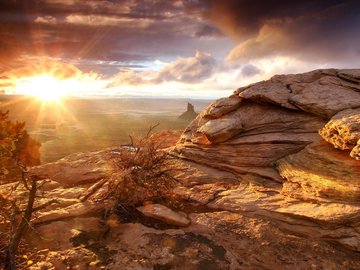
[1,1,360,270]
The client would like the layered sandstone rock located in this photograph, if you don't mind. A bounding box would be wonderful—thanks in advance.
[173,68,360,253]
[8,152,360,270]
[29,150,115,187]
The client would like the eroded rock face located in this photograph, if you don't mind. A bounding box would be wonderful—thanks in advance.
[173,68,360,252]
[235,69,360,118]
[175,69,360,192]
[351,141,360,160]
[319,108,360,159]
[277,140,360,202]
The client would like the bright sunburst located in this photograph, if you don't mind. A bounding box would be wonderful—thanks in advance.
[14,74,68,101]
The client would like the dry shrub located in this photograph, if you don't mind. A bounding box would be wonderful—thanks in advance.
[0,110,40,185]
[108,125,178,207]
[0,195,15,264]
[0,193,24,267]
[0,110,42,269]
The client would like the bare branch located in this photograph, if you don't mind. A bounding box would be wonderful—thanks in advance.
[5,178,37,270]
[146,123,160,138]
[32,199,59,212]
[79,178,108,202]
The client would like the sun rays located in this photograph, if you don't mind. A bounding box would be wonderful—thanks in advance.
[0,62,111,146]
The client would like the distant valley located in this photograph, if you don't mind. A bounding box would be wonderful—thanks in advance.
[0,96,211,163]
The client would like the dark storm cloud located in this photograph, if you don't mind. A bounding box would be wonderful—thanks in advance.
[0,0,215,71]
[2,0,357,81]
[190,0,360,63]
[194,24,224,38]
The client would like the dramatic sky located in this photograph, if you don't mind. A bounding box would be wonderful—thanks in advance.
[0,0,359,98]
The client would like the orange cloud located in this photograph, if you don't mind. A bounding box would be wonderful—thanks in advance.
[34,16,57,24]
[227,22,293,61]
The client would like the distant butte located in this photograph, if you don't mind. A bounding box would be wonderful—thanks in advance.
[179,102,198,120]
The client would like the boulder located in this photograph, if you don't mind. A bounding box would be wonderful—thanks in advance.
[137,203,190,227]
[319,108,360,158]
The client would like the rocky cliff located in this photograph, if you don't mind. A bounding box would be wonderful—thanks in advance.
[1,69,360,270]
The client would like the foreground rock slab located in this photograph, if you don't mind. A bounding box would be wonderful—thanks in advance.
[137,203,190,227]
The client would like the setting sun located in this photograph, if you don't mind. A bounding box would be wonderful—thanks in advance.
[13,74,68,101]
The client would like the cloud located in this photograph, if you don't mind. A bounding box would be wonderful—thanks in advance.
[1,0,359,98]
[34,16,57,24]
[0,0,221,71]
[1,59,95,80]
[109,50,217,87]
[64,15,152,28]
[226,22,292,61]
[195,0,360,63]
[0,58,108,95]
[108,68,144,86]
[241,64,261,77]
[155,50,217,83]
[194,24,224,38]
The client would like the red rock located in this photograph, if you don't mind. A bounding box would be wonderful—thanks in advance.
[137,204,190,227]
